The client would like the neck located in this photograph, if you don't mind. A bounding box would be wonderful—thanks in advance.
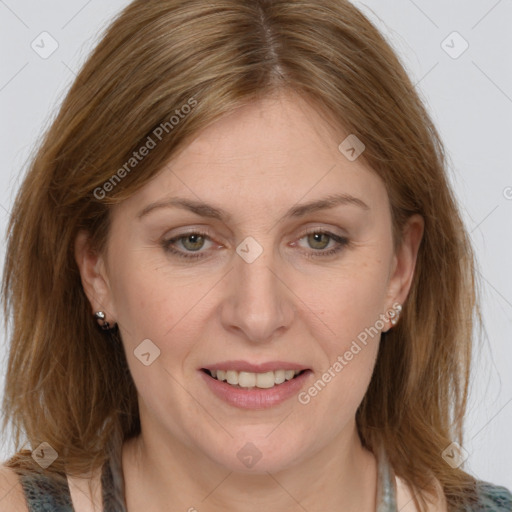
[121,421,378,512]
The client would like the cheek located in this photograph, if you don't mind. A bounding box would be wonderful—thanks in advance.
[294,246,390,412]
[304,254,391,342]
[108,247,221,368]
[107,247,182,344]
[297,271,384,436]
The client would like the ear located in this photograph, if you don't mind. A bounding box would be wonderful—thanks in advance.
[74,230,117,323]
[384,214,424,324]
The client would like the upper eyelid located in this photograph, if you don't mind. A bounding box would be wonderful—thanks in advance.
[164,224,347,240]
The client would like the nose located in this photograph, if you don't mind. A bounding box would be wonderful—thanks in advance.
[220,243,295,343]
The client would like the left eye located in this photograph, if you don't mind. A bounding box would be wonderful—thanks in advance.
[177,233,209,251]
[300,232,333,250]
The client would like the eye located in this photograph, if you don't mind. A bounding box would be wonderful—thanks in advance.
[295,229,349,258]
[161,231,215,260]
[304,232,331,250]
[180,233,207,251]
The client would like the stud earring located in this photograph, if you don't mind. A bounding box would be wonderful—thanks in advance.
[94,311,114,331]
[388,303,402,327]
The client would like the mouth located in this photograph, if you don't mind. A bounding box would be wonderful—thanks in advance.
[199,360,313,409]
[201,368,308,390]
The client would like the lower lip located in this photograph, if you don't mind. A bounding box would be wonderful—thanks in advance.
[200,370,312,409]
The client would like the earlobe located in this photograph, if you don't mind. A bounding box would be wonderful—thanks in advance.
[74,230,116,322]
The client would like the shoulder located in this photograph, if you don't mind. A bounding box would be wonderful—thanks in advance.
[470,480,512,511]
[0,465,29,512]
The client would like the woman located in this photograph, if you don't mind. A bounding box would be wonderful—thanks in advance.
[1,0,510,511]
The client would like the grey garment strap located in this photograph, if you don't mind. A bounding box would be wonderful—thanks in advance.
[18,460,125,512]
[375,446,398,512]
[19,470,73,512]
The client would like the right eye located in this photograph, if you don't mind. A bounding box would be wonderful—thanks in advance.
[161,231,216,260]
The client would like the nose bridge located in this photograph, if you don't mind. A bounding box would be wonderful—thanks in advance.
[221,237,294,342]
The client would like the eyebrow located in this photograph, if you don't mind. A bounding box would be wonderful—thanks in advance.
[137,193,370,221]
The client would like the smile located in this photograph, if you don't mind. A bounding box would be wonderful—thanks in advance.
[200,365,312,409]
[203,369,305,389]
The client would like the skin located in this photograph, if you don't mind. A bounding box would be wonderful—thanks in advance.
[75,90,426,512]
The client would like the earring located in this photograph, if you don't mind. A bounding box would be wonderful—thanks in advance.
[94,311,114,331]
[388,303,402,327]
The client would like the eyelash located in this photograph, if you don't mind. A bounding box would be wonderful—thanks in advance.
[161,229,349,261]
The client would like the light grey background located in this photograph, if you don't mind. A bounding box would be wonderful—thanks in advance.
[1,0,511,490]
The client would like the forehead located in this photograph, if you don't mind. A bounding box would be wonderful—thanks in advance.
[175,92,349,172]
[116,91,389,219]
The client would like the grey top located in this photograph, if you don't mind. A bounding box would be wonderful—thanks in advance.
[17,449,512,511]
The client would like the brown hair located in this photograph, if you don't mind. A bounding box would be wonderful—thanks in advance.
[2,0,480,510]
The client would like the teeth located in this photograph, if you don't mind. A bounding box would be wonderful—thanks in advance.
[209,369,302,389]
[284,370,295,380]
[226,370,238,385]
[274,370,286,384]
[238,371,256,387]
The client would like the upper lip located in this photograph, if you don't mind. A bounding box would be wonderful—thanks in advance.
[202,360,310,373]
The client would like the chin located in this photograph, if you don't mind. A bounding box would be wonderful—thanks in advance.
[201,434,304,474]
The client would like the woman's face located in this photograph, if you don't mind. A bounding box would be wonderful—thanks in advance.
[78,91,422,473]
